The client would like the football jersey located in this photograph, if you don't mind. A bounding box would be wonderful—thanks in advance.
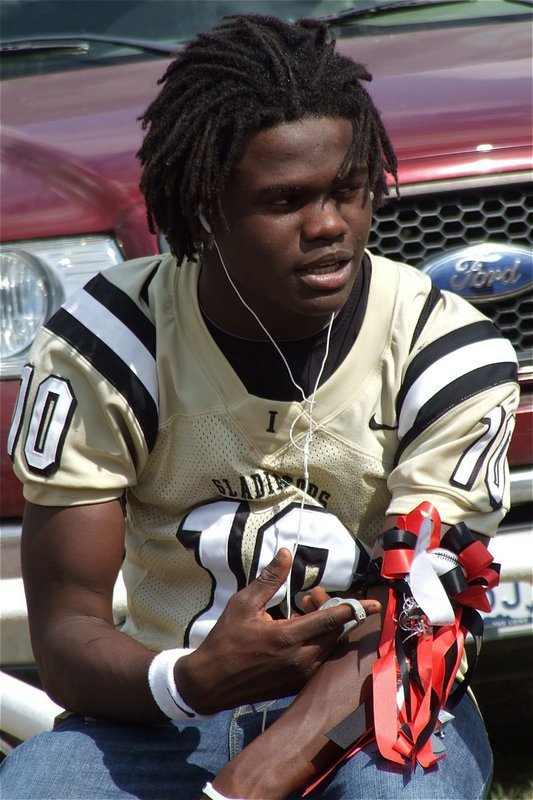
[8,252,519,651]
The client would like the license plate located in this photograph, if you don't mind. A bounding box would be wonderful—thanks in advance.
[482,581,533,636]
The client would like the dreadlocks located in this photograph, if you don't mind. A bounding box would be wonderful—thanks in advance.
[137,14,398,263]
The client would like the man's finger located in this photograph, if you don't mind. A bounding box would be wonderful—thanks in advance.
[302,586,330,613]
[289,596,382,642]
[246,548,293,609]
[287,601,360,641]
[302,588,381,617]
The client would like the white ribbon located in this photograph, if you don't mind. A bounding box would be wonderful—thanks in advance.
[408,517,455,626]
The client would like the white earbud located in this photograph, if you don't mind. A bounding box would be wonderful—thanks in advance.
[370,190,375,200]
[198,206,212,234]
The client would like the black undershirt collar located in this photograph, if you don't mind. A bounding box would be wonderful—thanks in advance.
[202,254,371,401]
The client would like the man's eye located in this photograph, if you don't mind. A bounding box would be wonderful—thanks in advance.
[268,195,300,208]
[336,183,364,197]
[267,196,302,212]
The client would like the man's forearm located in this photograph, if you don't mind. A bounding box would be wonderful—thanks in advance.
[36,615,163,723]
[210,588,385,800]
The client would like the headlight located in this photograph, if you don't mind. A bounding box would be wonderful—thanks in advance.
[1,249,59,358]
[0,235,124,379]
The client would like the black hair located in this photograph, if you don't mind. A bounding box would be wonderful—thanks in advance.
[137,14,398,263]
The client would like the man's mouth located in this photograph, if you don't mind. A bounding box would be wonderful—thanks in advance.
[299,254,352,275]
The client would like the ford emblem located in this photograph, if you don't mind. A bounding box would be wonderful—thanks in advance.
[421,243,533,303]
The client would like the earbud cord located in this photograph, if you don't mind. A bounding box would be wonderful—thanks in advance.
[211,238,335,621]
[287,317,334,620]
[211,239,316,404]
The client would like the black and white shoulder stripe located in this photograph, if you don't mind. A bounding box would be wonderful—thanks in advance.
[394,320,518,465]
[45,273,158,451]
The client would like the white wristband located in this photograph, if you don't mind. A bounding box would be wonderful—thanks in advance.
[202,782,244,800]
[148,647,210,722]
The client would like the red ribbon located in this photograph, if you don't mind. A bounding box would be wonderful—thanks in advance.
[372,503,499,767]
[304,502,500,795]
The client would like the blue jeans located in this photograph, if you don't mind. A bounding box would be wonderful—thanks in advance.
[0,691,492,799]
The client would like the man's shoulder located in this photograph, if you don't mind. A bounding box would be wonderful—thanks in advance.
[102,252,179,305]
[366,250,498,340]
[367,251,433,294]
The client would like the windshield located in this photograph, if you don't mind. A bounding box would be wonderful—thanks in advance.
[1,0,529,78]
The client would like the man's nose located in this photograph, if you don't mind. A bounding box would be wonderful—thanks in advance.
[301,199,348,241]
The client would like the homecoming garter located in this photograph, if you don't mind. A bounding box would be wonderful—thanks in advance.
[304,501,500,794]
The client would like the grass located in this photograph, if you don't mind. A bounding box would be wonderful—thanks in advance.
[489,784,533,800]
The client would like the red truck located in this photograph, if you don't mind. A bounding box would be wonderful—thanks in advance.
[1,0,531,687]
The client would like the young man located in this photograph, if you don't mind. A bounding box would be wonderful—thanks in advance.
[2,14,518,800]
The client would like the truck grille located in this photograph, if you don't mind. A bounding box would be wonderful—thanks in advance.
[369,182,533,358]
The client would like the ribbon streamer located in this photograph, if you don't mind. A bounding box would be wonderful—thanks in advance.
[304,502,500,796]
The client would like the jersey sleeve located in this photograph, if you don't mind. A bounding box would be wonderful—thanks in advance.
[386,287,519,536]
[8,268,159,507]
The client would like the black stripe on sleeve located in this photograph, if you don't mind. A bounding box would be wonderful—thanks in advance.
[397,320,505,418]
[140,261,161,307]
[83,273,156,357]
[393,361,517,467]
[46,308,158,452]
[409,284,442,353]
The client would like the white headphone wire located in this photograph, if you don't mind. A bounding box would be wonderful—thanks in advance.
[212,240,324,403]
[211,238,335,619]
[286,310,335,618]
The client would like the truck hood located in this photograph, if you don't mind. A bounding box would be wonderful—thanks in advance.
[0,58,159,242]
[337,20,531,183]
[1,19,530,241]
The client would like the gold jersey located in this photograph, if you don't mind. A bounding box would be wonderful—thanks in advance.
[9,252,519,651]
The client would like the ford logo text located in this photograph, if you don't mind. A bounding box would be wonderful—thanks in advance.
[421,243,532,303]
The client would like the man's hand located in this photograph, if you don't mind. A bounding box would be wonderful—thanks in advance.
[176,547,380,715]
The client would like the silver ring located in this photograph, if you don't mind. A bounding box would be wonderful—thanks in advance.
[319,597,366,638]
